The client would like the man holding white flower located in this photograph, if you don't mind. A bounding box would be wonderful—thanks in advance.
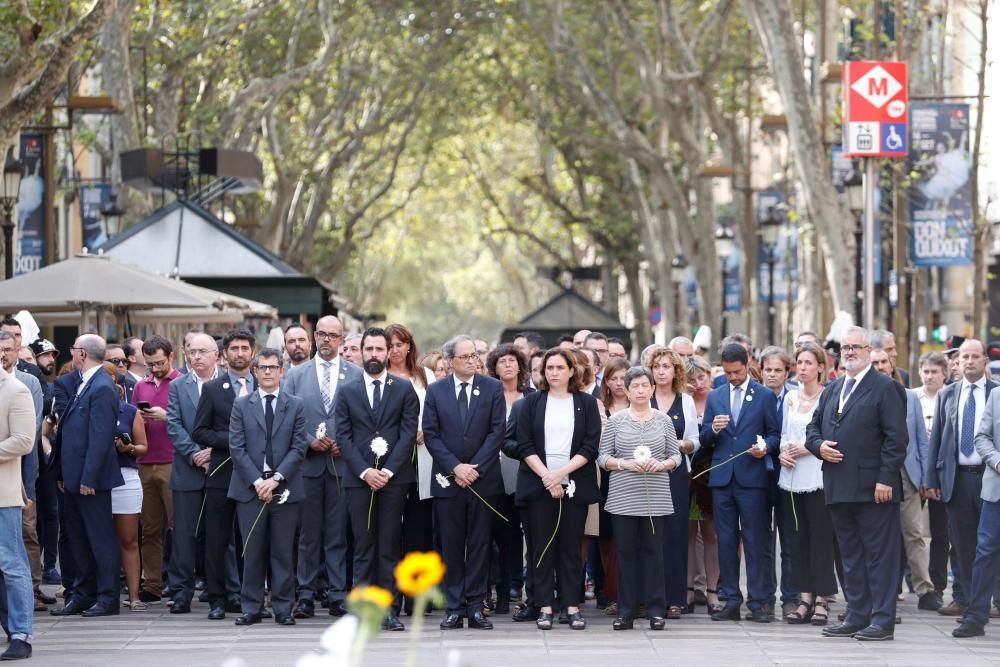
[422,335,506,630]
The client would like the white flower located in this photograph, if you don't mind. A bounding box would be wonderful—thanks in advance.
[755,435,768,452]
[276,489,291,504]
[318,615,359,663]
[315,423,327,439]
[447,649,464,667]
[370,437,389,459]
[633,445,652,464]
[566,480,576,498]
[435,473,451,488]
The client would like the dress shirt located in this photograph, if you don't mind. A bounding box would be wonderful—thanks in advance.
[227,370,254,396]
[729,376,751,415]
[253,388,283,487]
[915,386,937,438]
[133,369,182,465]
[77,365,101,394]
[838,363,872,412]
[315,355,342,398]
[361,371,393,480]
[957,376,987,465]
[453,373,473,404]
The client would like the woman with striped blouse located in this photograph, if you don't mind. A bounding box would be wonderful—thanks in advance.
[597,367,681,630]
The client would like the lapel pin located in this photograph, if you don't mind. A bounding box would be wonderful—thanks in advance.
[473,388,480,396]
[340,374,345,380]
[746,395,753,402]
[223,382,230,390]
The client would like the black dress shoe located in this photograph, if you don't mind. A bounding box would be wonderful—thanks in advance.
[208,605,226,620]
[235,613,262,626]
[469,610,493,629]
[854,624,894,641]
[294,599,315,619]
[440,613,464,629]
[649,616,666,630]
[953,621,986,638]
[512,604,539,622]
[275,614,297,626]
[383,614,405,631]
[328,600,348,617]
[170,602,191,614]
[711,605,741,621]
[50,598,92,616]
[613,617,634,630]
[0,638,32,660]
[918,591,943,611]
[225,598,243,614]
[751,608,773,623]
[260,609,273,619]
[198,590,210,603]
[822,622,866,637]
[82,602,120,617]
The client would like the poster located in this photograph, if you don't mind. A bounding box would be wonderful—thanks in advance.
[908,102,973,267]
[16,133,46,275]
[80,183,111,251]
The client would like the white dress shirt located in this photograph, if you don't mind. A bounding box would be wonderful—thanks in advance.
[315,356,342,401]
[729,376,751,417]
[454,373,473,404]
[361,371,393,479]
[838,363,872,413]
[957,377,987,465]
[253,388,283,486]
[915,386,937,438]
[77,365,102,394]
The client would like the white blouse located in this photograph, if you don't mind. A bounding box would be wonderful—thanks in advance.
[778,388,824,493]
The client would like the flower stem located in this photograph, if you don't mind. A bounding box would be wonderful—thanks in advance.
[644,473,655,536]
[690,448,752,480]
[242,501,267,558]
[208,457,231,477]
[194,493,206,537]
[536,496,562,568]
[367,489,375,531]
[466,486,509,522]
[405,595,427,667]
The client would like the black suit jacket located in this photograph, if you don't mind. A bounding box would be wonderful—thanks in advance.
[333,373,420,489]
[805,367,908,504]
[193,374,256,489]
[513,391,602,507]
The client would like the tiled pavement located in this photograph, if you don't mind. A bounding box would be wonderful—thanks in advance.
[21,592,1000,667]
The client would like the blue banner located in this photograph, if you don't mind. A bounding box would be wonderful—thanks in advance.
[80,183,111,251]
[16,133,45,275]
[908,102,973,267]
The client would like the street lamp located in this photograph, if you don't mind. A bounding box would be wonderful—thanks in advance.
[1,149,25,280]
[760,206,783,345]
[671,253,688,334]
[844,170,865,326]
[100,190,127,237]
[714,226,735,338]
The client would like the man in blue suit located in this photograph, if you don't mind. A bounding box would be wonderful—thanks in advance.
[49,334,123,617]
[423,335,506,630]
[700,343,780,623]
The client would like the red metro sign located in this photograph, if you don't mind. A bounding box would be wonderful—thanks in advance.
[842,61,908,158]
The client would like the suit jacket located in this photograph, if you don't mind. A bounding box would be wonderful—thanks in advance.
[926,378,998,502]
[699,380,780,489]
[193,373,256,490]
[167,368,221,491]
[0,367,36,508]
[903,387,929,487]
[973,387,1000,503]
[282,356,362,478]
[120,372,137,403]
[57,368,123,492]
[14,370,42,501]
[512,390,602,507]
[333,373,420,489]
[806,368,907,504]
[422,373,506,498]
[227,391,309,503]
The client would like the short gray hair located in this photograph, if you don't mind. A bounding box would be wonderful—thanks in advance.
[870,329,895,349]
[639,344,663,367]
[668,336,693,349]
[442,335,474,359]
[76,334,107,361]
[843,326,872,345]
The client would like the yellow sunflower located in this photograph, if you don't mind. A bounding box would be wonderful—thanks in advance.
[393,551,445,597]
[347,584,394,610]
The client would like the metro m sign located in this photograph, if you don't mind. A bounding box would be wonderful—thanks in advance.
[842,61,908,158]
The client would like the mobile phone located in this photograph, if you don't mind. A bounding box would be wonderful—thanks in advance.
[120,432,133,445]
[137,401,152,411]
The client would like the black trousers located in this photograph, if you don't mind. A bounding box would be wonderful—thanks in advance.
[169,489,203,606]
[947,470,985,606]
[346,484,408,601]
[35,465,59,570]
[64,490,120,606]
[204,487,238,606]
[829,501,901,628]
[782,490,838,597]
[523,496,586,609]
[492,494,523,594]
[662,460,689,608]
[927,497,950,593]
[435,492,492,615]
[236,499,299,617]
[616,513,667,620]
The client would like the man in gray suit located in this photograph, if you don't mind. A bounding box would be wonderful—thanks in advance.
[926,339,1000,616]
[284,316,362,619]
[228,347,309,626]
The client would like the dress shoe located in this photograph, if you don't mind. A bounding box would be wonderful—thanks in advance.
[170,601,191,614]
[918,591,943,611]
[938,600,966,616]
[225,598,243,614]
[195,577,206,590]
[822,622,866,638]
[649,616,666,631]
[82,602,120,617]
[139,590,162,604]
[751,608,773,623]
[0,638,32,661]
[275,614,296,626]
[440,613,464,629]
[198,590,210,603]
[208,605,226,620]
[328,600,348,617]
[293,599,315,619]
[854,624,894,641]
[711,605,741,621]
[235,613,262,626]
[612,617,634,630]
[495,590,511,615]
[953,621,986,638]
[383,614,405,631]
[49,598,92,616]
[512,604,540,622]
[34,590,56,605]
[468,610,493,629]
[42,567,61,585]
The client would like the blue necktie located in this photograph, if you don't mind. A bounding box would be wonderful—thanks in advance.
[371,379,382,413]
[457,382,469,425]
[960,385,977,458]
[731,386,742,425]
[842,378,857,408]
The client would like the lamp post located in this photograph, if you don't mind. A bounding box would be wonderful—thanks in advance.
[845,171,865,326]
[1,149,25,280]
[760,206,783,345]
[100,190,127,237]
[671,254,688,336]
[714,226,735,339]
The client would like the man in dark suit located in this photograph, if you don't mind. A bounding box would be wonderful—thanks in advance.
[49,334,124,618]
[193,329,256,620]
[284,316,362,619]
[334,327,420,631]
[166,332,222,613]
[925,338,1000,617]
[806,326,907,641]
[700,343,781,623]
[422,335,506,630]
[228,348,309,625]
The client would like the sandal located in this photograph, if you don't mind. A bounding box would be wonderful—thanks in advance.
[130,600,149,612]
[667,605,683,620]
[536,611,554,630]
[811,600,829,626]
[685,587,696,614]
[568,610,586,630]
[604,601,619,616]
[785,600,813,624]
[706,589,724,615]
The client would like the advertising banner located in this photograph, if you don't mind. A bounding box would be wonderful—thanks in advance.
[80,183,112,251]
[16,133,46,275]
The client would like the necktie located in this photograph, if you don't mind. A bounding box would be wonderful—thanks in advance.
[457,382,469,425]
[731,386,742,425]
[264,394,275,469]
[237,377,249,398]
[842,378,857,407]
[371,379,382,413]
[321,361,332,412]
[960,385,977,458]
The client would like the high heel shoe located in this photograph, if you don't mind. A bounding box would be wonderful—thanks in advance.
[685,587,696,614]
[706,589,724,615]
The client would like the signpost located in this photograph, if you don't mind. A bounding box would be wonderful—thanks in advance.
[843,61,909,328]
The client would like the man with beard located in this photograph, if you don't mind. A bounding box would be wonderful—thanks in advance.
[284,325,312,368]
[334,327,419,631]
[28,338,60,586]
[193,330,257,620]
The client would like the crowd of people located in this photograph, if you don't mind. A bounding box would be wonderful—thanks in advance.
[1,315,1000,660]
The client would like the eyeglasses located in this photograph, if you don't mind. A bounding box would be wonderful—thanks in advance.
[148,358,171,368]
[107,357,127,366]
[454,354,478,362]
[608,352,627,359]
[255,364,282,373]
[841,344,870,353]
[188,348,215,357]
[69,346,86,355]
[315,332,343,341]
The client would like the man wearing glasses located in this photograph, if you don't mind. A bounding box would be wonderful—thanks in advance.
[105,342,137,403]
